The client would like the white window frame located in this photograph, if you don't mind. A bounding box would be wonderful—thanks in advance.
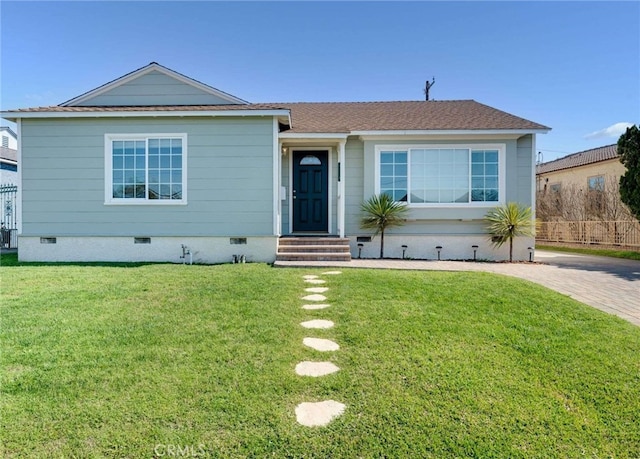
[374,143,506,207]
[104,133,187,205]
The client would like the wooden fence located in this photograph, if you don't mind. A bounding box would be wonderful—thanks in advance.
[537,220,640,249]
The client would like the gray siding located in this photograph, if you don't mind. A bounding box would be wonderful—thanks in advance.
[344,137,365,236]
[514,134,534,205]
[21,117,275,237]
[76,71,240,106]
[345,135,535,236]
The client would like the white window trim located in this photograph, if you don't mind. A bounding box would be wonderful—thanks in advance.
[104,133,188,205]
[374,143,506,208]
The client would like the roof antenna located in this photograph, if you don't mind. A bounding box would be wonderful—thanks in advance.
[424,77,435,101]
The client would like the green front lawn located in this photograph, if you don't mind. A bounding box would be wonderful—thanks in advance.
[1,260,639,457]
[537,244,640,260]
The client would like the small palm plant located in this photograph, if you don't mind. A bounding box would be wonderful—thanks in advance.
[484,202,536,262]
[361,193,408,259]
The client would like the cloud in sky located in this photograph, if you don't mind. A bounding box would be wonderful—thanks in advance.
[585,122,634,140]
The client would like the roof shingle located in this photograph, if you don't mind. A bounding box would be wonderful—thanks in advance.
[4,100,550,134]
[0,146,17,163]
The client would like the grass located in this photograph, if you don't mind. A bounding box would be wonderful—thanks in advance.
[537,244,640,261]
[1,257,640,457]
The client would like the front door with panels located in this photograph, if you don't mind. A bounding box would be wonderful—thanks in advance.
[292,151,329,232]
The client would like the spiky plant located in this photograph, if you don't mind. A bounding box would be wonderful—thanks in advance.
[484,202,536,262]
[361,193,408,259]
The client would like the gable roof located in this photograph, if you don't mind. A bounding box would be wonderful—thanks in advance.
[61,62,248,106]
[2,62,550,134]
[3,100,550,134]
[537,144,618,174]
[0,126,17,139]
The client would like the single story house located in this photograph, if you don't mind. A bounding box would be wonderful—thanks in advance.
[1,63,550,262]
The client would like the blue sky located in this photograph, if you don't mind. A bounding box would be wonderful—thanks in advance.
[1,1,638,161]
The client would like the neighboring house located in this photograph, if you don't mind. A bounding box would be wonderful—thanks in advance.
[1,126,18,150]
[536,144,624,194]
[535,144,632,220]
[1,62,550,262]
[0,126,18,184]
[0,145,18,185]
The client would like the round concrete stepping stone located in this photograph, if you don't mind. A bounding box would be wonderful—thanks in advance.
[300,319,334,329]
[322,271,342,275]
[305,287,329,293]
[304,279,326,284]
[303,275,319,279]
[302,294,327,302]
[303,337,339,351]
[296,400,346,427]
[295,361,340,377]
[302,304,330,310]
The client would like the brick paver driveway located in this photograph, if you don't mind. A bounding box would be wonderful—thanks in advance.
[276,250,640,326]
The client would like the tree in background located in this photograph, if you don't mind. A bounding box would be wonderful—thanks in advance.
[485,202,536,262]
[360,193,408,259]
[618,125,640,221]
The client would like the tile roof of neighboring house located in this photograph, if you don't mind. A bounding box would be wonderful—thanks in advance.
[536,144,618,174]
[0,147,17,163]
[5,100,550,133]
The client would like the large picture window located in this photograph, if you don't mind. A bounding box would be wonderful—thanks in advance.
[106,134,186,204]
[377,145,504,206]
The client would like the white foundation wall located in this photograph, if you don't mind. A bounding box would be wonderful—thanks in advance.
[349,235,535,262]
[18,236,278,264]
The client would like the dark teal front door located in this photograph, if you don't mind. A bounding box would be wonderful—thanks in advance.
[293,151,328,232]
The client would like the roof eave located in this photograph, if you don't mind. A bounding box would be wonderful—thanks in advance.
[1,109,290,120]
[353,128,551,137]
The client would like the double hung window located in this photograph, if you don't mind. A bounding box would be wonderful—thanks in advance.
[106,134,186,204]
[377,145,503,205]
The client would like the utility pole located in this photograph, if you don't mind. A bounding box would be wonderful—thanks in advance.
[424,77,435,101]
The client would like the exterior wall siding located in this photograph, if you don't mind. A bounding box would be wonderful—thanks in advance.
[76,71,239,106]
[20,116,275,238]
[343,135,536,260]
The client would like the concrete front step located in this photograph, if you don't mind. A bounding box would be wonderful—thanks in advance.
[277,237,352,262]
[276,252,352,262]
[279,245,351,253]
[279,237,350,246]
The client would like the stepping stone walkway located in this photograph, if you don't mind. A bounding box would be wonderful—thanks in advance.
[302,294,327,302]
[302,303,330,310]
[300,319,334,329]
[296,400,346,427]
[295,361,340,377]
[304,279,326,284]
[295,272,346,427]
[303,337,340,351]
